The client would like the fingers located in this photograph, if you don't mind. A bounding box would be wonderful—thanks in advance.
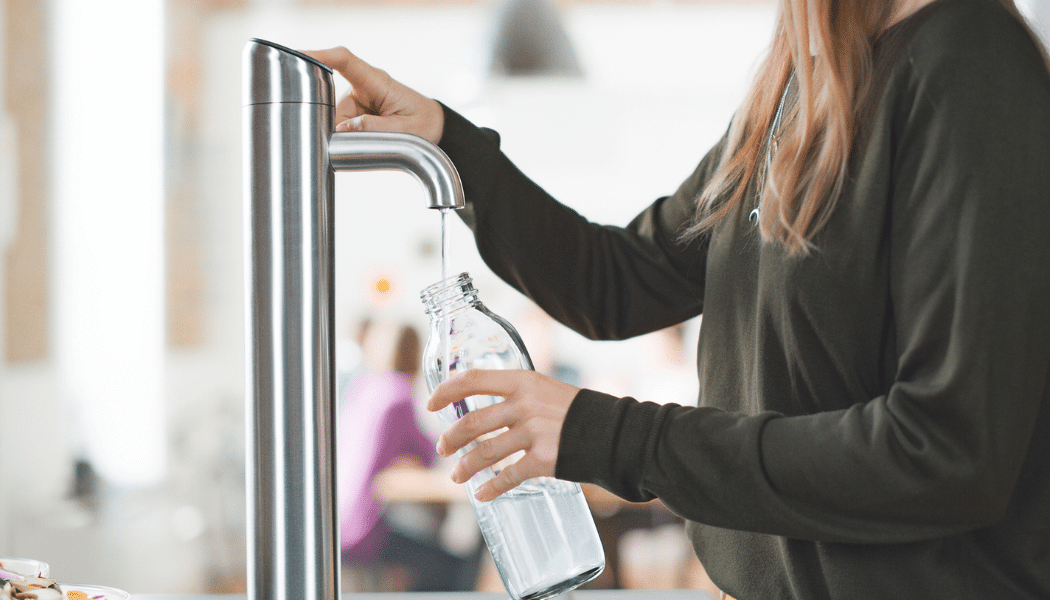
[448,425,527,484]
[428,369,521,413]
[474,458,537,502]
[302,46,387,123]
[300,46,445,143]
[428,369,576,501]
[300,47,374,89]
[436,396,518,459]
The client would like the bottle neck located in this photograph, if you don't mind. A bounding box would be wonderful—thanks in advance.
[420,272,479,320]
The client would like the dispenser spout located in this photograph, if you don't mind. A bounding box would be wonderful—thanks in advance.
[329,131,464,209]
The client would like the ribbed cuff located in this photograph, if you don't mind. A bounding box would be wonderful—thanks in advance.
[556,388,664,502]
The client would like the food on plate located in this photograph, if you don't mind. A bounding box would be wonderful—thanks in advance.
[0,573,63,600]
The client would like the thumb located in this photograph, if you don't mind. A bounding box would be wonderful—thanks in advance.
[336,113,412,134]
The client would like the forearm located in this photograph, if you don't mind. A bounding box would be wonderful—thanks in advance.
[556,388,1041,545]
[437,103,708,340]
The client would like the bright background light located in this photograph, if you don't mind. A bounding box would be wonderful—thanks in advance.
[50,0,167,486]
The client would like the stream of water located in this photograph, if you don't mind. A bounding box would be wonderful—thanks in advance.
[440,207,452,383]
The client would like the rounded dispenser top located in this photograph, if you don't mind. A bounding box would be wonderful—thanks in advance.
[243,38,334,107]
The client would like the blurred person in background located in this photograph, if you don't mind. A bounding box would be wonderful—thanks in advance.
[306,0,1050,598]
[338,319,476,592]
[336,317,372,412]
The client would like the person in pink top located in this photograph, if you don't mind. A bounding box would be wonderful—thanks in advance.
[338,319,476,591]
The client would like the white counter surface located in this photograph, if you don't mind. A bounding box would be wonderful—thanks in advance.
[135,591,714,600]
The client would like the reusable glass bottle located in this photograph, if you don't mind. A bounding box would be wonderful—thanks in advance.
[420,272,605,600]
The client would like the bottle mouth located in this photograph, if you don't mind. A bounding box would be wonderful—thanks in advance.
[420,272,470,296]
[420,272,476,315]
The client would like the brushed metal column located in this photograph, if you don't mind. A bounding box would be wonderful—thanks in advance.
[243,38,462,600]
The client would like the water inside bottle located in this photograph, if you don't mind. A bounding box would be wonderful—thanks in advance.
[474,479,605,600]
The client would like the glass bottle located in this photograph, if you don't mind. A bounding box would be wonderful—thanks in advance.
[420,272,605,600]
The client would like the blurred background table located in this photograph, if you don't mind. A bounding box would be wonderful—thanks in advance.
[373,466,714,594]
[138,591,715,600]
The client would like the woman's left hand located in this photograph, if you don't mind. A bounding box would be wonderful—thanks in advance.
[427,369,581,502]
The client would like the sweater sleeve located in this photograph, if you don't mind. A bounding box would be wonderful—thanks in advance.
[437,105,719,340]
[561,2,1050,544]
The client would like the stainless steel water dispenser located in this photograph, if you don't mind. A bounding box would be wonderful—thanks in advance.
[242,38,464,600]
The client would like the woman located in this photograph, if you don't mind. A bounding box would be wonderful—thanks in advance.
[305,0,1050,597]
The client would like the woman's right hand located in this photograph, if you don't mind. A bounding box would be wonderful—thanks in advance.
[300,47,445,145]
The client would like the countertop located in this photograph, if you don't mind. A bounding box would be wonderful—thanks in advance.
[135,591,715,600]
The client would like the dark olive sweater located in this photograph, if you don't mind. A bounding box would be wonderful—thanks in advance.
[436,0,1050,598]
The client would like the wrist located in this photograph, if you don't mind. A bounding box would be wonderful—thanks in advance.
[423,98,445,145]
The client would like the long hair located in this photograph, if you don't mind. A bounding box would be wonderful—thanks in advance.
[681,0,1048,256]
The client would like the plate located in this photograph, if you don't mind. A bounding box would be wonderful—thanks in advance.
[61,585,129,600]
[0,558,50,579]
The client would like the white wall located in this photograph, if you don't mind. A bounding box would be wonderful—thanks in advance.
[1018,0,1050,49]
[0,0,78,561]
[50,0,167,487]
[194,2,776,407]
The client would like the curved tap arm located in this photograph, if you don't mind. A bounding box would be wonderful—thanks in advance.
[329,132,465,209]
